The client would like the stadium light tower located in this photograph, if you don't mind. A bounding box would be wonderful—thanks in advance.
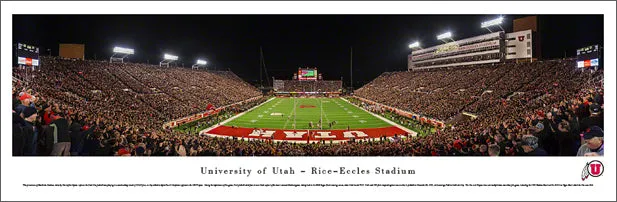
[408,41,421,50]
[437,32,454,43]
[160,53,178,67]
[110,47,134,63]
[192,59,207,69]
[481,16,505,32]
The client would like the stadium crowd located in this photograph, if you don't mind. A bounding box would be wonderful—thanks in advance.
[277,80,342,92]
[12,57,603,156]
[173,96,271,135]
[355,59,604,156]
[12,57,261,156]
[347,97,436,137]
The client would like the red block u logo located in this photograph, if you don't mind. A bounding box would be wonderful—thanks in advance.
[590,164,602,176]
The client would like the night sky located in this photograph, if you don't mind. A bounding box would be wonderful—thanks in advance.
[13,15,603,88]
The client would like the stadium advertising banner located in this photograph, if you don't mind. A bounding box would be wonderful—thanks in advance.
[16,43,40,66]
[506,29,533,59]
[576,45,600,68]
[298,68,317,81]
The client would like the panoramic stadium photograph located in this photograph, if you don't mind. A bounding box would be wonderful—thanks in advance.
[12,15,604,157]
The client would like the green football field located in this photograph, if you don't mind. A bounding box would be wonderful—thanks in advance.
[224,97,393,130]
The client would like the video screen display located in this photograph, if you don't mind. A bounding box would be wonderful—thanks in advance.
[576,45,599,68]
[298,69,317,81]
[17,43,40,66]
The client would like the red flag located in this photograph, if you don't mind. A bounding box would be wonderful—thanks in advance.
[206,104,215,110]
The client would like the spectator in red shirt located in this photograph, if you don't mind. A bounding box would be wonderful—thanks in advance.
[41,103,54,125]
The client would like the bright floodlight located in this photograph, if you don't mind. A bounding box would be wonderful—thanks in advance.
[193,59,208,69]
[164,54,178,60]
[110,47,134,63]
[437,32,452,40]
[481,17,504,28]
[113,47,134,55]
[408,41,420,49]
[160,53,178,67]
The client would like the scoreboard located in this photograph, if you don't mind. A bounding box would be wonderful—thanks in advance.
[298,68,318,81]
[17,43,40,66]
[576,45,600,68]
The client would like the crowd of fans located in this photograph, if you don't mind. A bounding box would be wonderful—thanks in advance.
[12,57,261,156]
[354,59,604,156]
[13,57,260,129]
[12,57,603,156]
[174,97,271,135]
[357,60,578,120]
[347,97,435,137]
[276,80,342,92]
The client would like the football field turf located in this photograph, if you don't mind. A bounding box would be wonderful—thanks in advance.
[224,97,393,130]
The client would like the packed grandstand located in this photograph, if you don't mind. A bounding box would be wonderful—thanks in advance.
[12,54,604,156]
[274,80,342,93]
[11,15,604,157]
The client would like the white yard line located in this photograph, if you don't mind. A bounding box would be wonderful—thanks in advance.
[319,98,323,129]
[321,98,331,127]
[199,97,275,135]
[283,97,296,129]
[339,97,417,136]
[292,97,297,129]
